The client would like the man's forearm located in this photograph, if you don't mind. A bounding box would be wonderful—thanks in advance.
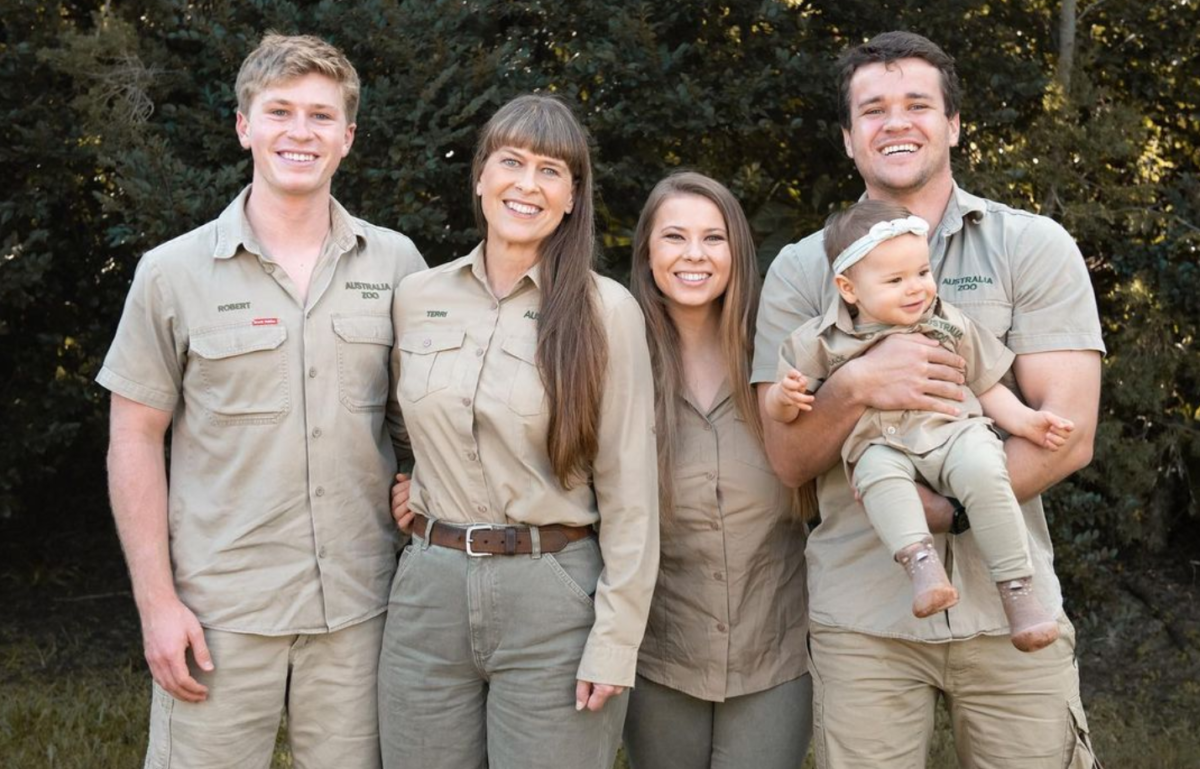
[107,422,176,612]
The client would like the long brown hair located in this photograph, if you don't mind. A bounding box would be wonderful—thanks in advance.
[472,94,606,488]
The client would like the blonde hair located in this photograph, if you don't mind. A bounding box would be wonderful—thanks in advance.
[236,33,361,122]
[630,172,815,521]
[472,94,606,489]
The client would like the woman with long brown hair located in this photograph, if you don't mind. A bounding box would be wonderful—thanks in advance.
[623,172,812,769]
[377,94,658,769]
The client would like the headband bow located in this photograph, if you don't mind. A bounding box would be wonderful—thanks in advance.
[832,215,930,275]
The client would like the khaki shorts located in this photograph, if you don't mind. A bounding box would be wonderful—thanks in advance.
[144,615,384,769]
[809,616,1097,769]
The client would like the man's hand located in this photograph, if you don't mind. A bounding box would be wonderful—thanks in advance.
[141,597,213,702]
[847,333,967,416]
[575,680,625,712]
[390,473,413,533]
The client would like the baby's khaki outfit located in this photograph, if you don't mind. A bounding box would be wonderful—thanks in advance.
[624,384,812,769]
[754,186,1105,768]
[378,245,658,769]
[98,188,425,769]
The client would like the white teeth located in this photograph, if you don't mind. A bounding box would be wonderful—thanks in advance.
[677,272,710,282]
[506,201,540,215]
[281,152,316,162]
[882,144,918,155]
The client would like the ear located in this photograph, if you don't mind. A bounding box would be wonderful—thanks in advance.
[236,112,251,149]
[565,194,574,215]
[341,122,357,158]
[948,112,961,148]
[834,273,858,305]
[475,179,483,197]
[842,126,854,159]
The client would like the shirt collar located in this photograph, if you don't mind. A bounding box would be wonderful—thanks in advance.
[463,241,543,292]
[854,182,988,241]
[212,185,365,260]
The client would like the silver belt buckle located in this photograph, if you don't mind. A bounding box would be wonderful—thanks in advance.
[465,523,498,557]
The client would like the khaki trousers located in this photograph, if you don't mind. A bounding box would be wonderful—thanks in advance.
[144,615,385,769]
[624,673,813,769]
[808,617,1097,769]
[377,534,627,769]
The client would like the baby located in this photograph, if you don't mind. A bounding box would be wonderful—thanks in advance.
[766,200,1071,652]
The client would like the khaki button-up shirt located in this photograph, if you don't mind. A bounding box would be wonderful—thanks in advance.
[753,185,1105,641]
[394,244,659,687]
[97,187,426,634]
[637,384,808,702]
[778,297,1014,469]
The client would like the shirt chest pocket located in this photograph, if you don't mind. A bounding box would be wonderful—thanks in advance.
[952,300,1013,343]
[398,330,464,402]
[730,413,775,474]
[189,324,290,425]
[332,314,394,412]
[500,336,546,417]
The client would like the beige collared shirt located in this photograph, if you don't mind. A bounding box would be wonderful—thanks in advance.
[394,244,659,687]
[778,297,1014,469]
[637,384,808,702]
[97,186,426,634]
[754,185,1105,641]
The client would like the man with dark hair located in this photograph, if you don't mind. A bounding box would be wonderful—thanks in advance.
[99,34,424,767]
[754,30,1102,767]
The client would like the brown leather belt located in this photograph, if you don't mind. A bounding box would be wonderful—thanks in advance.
[412,513,594,556]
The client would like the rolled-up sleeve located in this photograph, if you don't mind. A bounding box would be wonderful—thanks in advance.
[577,293,660,686]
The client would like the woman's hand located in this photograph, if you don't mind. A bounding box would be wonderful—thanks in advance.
[390,473,414,533]
[575,680,625,712]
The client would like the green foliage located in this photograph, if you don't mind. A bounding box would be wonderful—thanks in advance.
[2,0,1197,597]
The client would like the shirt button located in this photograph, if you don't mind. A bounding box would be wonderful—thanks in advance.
[476,504,487,514]
[703,424,712,432]
[422,338,432,348]
[264,264,275,274]
[467,451,477,461]
[476,348,484,357]
[462,397,472,407]
[311,427,322,438]
[315,486,325,497]
[491,302,499,310]
[716,622,727,633]
[886,426,897,435]
[706,471,716,481]
[318,546,327,559]
[714,571,724,581]
[308,367,318,378]
[710,521,720,531]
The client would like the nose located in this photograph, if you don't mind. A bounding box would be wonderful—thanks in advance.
[682,237,704,260]
[287,115,314,140]
[884,107,911,131]
[515,164,538,192]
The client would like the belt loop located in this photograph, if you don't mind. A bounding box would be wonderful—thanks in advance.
[420,517,436,551]
[530,525,542,559]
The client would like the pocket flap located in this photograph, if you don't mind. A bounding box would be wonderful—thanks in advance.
[501,335,539,365]
[398,330,465,354]
[191,324,287,360]
[332,314,395,346]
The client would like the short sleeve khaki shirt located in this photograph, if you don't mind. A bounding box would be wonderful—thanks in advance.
[637,385,808,702]
[393,244,659,686]
[778,297,1014,469]
[753,186,1105,641]
[97,187,426,634]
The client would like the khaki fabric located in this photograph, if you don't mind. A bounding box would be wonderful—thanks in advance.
[637,384,808,701]
[777,298,1013,468]
[808,618,1097,769]
[144,617,385,769]
[97,187,426,634]
[393,244,658,686]
[753,185,1105,640]
[378,536,627,769]
[624,673,813,769]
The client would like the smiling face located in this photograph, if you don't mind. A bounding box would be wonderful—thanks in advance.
[236,72,355,202]
[841,58,960,200]
[475,145,575,259]
[835,232,937,327]
[649,193,733,319]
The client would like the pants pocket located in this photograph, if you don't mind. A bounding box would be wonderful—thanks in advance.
[144,681,174,769]
[1064,694,1101,769]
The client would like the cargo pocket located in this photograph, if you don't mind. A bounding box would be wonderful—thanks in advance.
[332,314,394,412]
[1064,694,1100,769]
[397,330,464,402]
[145,681,174,769]
[501,336,547,417]
[190,323,289,425]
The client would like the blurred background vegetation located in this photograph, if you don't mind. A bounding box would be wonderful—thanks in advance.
[2,0,1198,766]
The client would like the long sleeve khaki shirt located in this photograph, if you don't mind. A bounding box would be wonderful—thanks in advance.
[393,244,659,686]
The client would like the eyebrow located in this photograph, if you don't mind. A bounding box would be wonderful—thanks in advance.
[857,91,936,108]
[658,223,728,233]
[261,97,340,112]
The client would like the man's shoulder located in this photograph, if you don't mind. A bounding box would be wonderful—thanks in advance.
[138,218,223,273]
[349,217,425,272]
[769,229,828,276]
[968,192,1076,244]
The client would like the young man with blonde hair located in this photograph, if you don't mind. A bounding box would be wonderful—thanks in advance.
[99,33,424,768]
[754,31,1103,767]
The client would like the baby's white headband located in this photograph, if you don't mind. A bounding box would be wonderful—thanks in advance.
[832,215,930,275]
